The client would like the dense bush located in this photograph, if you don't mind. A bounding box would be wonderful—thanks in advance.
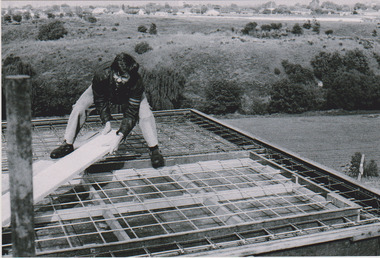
[137,25,147,33]
[311,49,371,85]
[85,16,97,23]
[346,152,379,178]
[202,80,242,115]
[23,12,31,20]
[312,20,321,34]
[12,14,22,23]
[310,51,343,85]
[37,20,68,41]
[268,79,319,114]
[325,70,380,110]
[134,41,152,54]
[373,52,380,67]
[47,13,55,19]
[31,77,84,117]
[343,48,371,75]
[261,24,272,32]
[325,29,333,35]
[149,23,157,35]
[141,67,186,110]
[241,22,257,35]
[271,23,283,30]
[311,49,379,110]
[291,23,303,35]
[281,60,315,84]
[303,20,312,29]
[4,14,11,23]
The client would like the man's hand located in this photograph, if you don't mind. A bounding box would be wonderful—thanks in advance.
[109,132,124,154]
[102,121,112,135]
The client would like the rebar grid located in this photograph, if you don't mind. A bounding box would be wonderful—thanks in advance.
[185,112,380,216]
[2,158,348,255]
[1,113,241,172]
[3,110,380,256]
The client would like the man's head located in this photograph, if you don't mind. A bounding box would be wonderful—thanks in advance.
[111,52,139,78]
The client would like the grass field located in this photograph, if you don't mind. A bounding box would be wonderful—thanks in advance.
[2,14,380,114]
[221,112,380,188]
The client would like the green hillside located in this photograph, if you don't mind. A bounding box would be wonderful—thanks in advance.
[2,15,380,116]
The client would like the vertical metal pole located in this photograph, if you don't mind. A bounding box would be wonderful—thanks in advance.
[5,75,35,257]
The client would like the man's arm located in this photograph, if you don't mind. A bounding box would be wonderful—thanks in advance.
[116,78,144,138]
[92,75,112,124]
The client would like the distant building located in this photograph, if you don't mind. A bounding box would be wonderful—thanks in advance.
[114,10,126,15]
[205,9,220,16]
[92,7,107,15]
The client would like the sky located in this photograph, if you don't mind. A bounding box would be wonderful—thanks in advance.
[2,0,378,8]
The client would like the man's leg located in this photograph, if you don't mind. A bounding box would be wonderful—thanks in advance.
[50,86,94,159]
[138,95,165,168]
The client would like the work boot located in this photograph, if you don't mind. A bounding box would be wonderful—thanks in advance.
[150,148,165,168]
[50,141,74,159]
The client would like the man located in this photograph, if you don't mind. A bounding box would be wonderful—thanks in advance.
[50,52,165,168]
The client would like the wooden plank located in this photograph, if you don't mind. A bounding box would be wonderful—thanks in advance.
[2,160,55,195]
[2,130,119,227]
[86,181,131,241]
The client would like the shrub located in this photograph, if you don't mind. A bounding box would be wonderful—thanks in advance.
[149,23,157,35]
[311,51,344,84]
[141,67,186,110]
[47,12,55,19]
[343,48,370,75]
[325,29,333,35]
[138,25,147,33]
[268,79,319,114]
[291,23,303,35]
[85,16,97,23]
[23,12,31,20]
[37,20,68,41]
[261,24,272,32]
[31,77,84,117]
[134,42,152,54]
[325,70,380,110]
[281,60,315,84]
[372,29,377,37]
[346,152,379,178]
[4,14,12,23]
[202,80,242,115]
[271,23,282,30]
[303,20,312,29]
[312,20,321,34]
[12,14,22,22]
[274,67,281,75]
[373,52,380,67]
[241,22,257,35]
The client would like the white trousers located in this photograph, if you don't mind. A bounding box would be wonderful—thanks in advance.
[64,85,158,147]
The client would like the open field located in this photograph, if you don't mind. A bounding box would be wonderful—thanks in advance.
[2,14,380,115]
[221,112,380,188]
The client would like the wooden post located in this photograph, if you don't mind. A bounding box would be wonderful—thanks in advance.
[5,75,36,257]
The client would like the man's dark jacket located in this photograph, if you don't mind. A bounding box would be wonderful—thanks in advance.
[92,61,144,136]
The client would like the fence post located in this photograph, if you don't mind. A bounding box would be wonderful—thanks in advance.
[5,75,35,257]
[358,154,365,182]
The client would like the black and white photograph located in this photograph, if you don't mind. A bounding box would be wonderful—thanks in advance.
[1,0,380,256]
